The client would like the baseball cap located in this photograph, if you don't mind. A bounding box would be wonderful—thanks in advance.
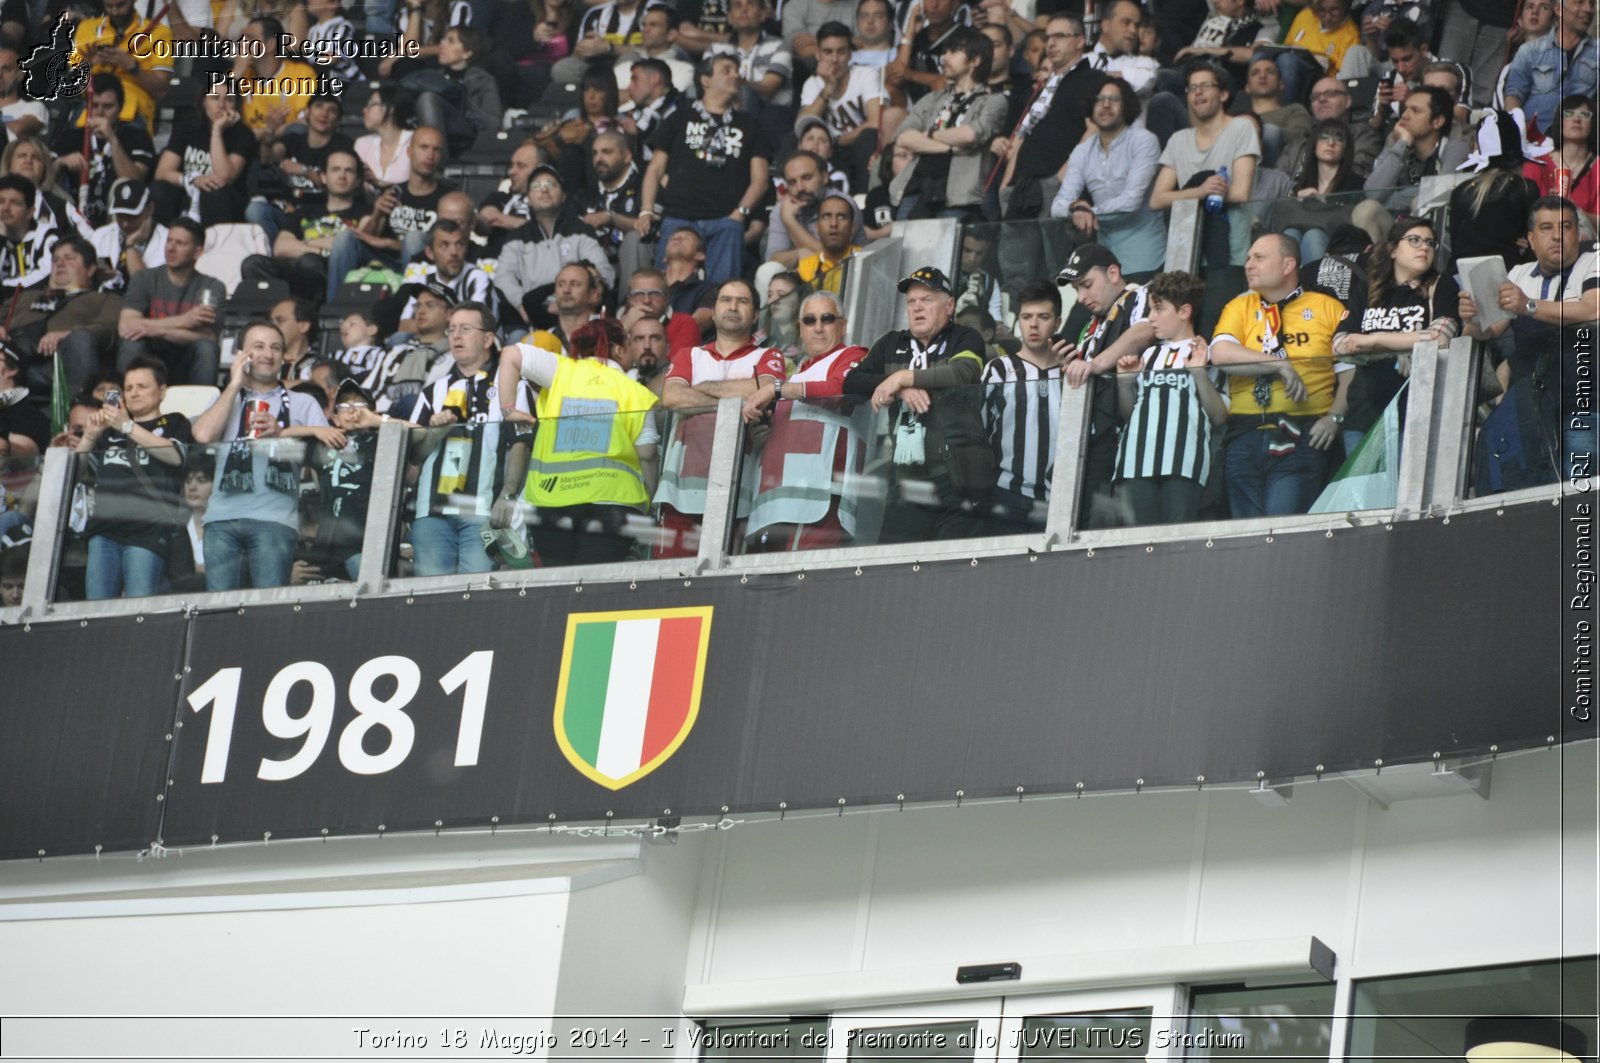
[794,114,831,140]
[897,266,952,296]
[108,178,150,217]
[1055,243,1119,285]
[335,378,375,406]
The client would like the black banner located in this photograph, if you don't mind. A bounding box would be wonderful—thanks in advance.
[2,505,1586,859]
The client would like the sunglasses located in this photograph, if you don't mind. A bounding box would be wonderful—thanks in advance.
[335,402,371,412]
[800,314,840,326]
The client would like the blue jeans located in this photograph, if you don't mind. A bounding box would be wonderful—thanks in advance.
[1283,226,1331,265]
[245,199,293,248]
[656,216,744,287]
[410,514,493,576]
[85,536,169,599]
[1225,427,1332,518]
[204,519,297,591]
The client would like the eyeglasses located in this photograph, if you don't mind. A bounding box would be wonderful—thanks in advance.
[627,288,666,299]
[528,179,561,192]
[1093,94,1123,104]
[1310,89,1349,101]
[1563,108,1595,120]
[800,313,840,326]
[335,402,371,412]
[1186,82,1221,94]
[1400,233,1437,250]
[446,324,488,336]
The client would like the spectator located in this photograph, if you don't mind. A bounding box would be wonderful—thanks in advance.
[1086,0,1157,97]
[269,297,320,381]
[617,8,695,94]
[784,0,859,62]
[152,89,256,227]
[240,148,369,303]
[764,149,830,269]
[885,0,964,106]
[116,217,224,385]
[1208,233,1351,517]
[406,300,534,575]
[6,137,93,243]
[1439,0,1518,107]
[980,280,1065,532]
[251,93,355,249]
[797,21,884,191]
[537,261,608,350]
[1278,0,1359,105]
[496,165,615,326]
[795,119,853,193]
[953,227,1003,320]
[1171,0,1275,90]
[1522,95,1598,233]
[4,235,121,401]
[302,0,362,82]
[1460,196,1599,477]
[660,227,717,331]
[0,175,60,290]
[189,320,332,590]
[50,394,104,449]
[1422,60,1474,129]
[74,356,192,599]
[576,131,646,289]
[0,546,24,606]
[353,85,414,190]
[412,26,504,159]
[707,0,794,146]
[1274,76,1385,180]
[1051,77,1165,278]
[326,312,387,383]
[497,317,661,563]
[1491,0,1553,112]
[1240,55,1312,163]
[888,27,1007,220]
[759,271,803,361]
[795,193,861,296]
[998,16,1099,221]
[1449,111,1543,266]
[675,0,735,57]
[1357,86,1471,231]
[741,290,872,549]
[93,178,168,294]
[1503,0,1597,132]
[0,342,48,457]
[339,126,457,284]
[625,313,671,394]
[480,0,573,106]
[546,0,647,92]
[1301,222,1373,312]
[71,0,172,132]
[232,17,319,136]
[295,380,395,583]
[1113,270,1227,525]
[1271,118,1364,262]
[617,56,684,158]
[1149,62,1259,275]
[1059,244,1156,526]
[50,75,156,231]
[396,220,502,330]
[656,277,786,555]
[215,0,309,42]
[0,46,46,139]
[477,140,541,259]
[853,0,899,69]
[167,457,213,593]
[981,24,1033,138]
[635,53,771,288]
[844,265,993,541]
[1332,215,1459,454]
[621,266,703,351]
[1347,21,1433,133]
[361,283,454,412]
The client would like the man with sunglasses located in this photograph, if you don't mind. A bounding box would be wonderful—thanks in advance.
[742,290,870,549]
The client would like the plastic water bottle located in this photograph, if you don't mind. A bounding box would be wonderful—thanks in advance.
[1204,165,1228,215]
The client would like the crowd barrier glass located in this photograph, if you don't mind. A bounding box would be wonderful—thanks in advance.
[1466,321,1591,498]
[0,455,43,608]
[392,407,671,576]
[53,431,380,602]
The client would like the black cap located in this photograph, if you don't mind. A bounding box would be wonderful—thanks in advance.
[898,266,952,295]
[1056,243,1119,285]
[335,378,375,406]
[400,278,458,307]
[109,178,150,217]
[529,163,564,191]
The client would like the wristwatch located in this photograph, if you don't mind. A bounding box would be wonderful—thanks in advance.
[120,418,135,434]
[773,380,784,401]
[1524,298,1537,316]
[737,205,751,218]
[1330,414,1345,425]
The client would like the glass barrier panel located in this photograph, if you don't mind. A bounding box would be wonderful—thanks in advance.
[1184,982,1335,1063]
[53,429,381,601]
[730,380,1050,556]
[1,455,43,608]
[1466,321,1588,497]
[392,404,672,576]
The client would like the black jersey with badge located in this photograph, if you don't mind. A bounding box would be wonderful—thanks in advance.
[388,180,458,241]
[86,413,193,553]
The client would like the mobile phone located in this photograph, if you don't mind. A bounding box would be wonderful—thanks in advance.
[104,388,122,409]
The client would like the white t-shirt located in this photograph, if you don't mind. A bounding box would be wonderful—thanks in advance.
[137,0,211,29]
[0,99,47,133]
[799,64,884,137]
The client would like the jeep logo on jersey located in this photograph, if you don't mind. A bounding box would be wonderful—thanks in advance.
[553,607,713,790]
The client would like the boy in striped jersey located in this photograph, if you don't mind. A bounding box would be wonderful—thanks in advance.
[980,281,1064,533]
[1112,271,1228,527]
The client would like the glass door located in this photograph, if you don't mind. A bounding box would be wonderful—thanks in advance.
[997,987,1187,1063]
[825,1000,1006,1063]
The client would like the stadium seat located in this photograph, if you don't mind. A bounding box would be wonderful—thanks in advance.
[196,223,272,295]
[161,384,220,419]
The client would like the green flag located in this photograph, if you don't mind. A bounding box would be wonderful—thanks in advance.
[49,348,68,438]
[1311,381,1407,514]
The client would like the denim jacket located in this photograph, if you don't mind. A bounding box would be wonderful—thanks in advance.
[1504,33,1600,131]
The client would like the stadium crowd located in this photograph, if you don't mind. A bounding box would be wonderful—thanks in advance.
[0,0,1594,601]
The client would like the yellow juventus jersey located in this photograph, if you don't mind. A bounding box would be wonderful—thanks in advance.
[1213,289,1346,418]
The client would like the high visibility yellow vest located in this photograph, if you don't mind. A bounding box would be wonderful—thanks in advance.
[525,357,660,508]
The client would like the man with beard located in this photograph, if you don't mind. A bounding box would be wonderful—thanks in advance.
[655,277,786,556]
[625,312,672,396]
[741,289,870,550]
[794,193,861,296]
[1051,79,1165,279]
[764,150,830,269]
[576,131,645,288]
[844,266,993,542]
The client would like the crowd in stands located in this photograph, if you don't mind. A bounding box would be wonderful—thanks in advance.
[0,0,1594,604]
